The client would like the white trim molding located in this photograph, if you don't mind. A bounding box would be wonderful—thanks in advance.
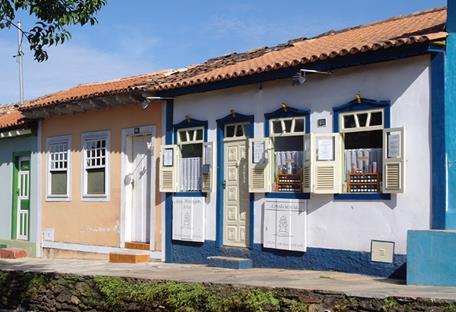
[42,240,163,260]
[80,130,111,202]
[46,134,72,201]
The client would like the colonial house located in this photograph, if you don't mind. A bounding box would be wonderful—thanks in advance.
[0,107,40,257]
[146,7,447,278]
[20,73,168,261]
[4,5,453,285]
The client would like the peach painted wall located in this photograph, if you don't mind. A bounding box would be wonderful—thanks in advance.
[41,102,163,249]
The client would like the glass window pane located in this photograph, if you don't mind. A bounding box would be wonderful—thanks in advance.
[235,125,244,137]
[226,125,235,137]
[294,118,305,133]
[188,130,195,141]
[357,113,368,127]
[370,112,383,126]
[87,168,105,194]
[344,115,356,128]
[179,131,187,143]
[272,120,282,134]
[196,129,203,141]
[182,143,203,158]
[51,171,67,195]
[284,120,292,133]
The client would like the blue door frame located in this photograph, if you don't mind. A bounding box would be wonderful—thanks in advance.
[216,112,255,248]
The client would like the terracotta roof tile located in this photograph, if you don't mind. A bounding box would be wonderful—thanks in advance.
[0,111,28,130]
[152,7,446,91]
[22,70,170,110]
[20,7,447,110]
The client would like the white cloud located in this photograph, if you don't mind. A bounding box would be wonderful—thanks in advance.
[0,38,158,105]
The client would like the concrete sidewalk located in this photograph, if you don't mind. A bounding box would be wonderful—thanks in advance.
[1,258,455,301]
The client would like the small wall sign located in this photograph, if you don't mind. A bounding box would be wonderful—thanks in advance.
[317,118,326,127]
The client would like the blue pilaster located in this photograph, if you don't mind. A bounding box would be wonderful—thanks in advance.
[445,2,456,229]
[165,99,174,262]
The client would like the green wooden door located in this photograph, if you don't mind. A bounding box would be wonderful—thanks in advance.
[12,155,31,241]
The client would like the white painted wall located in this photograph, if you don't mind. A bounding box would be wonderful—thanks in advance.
[173,55,432,254]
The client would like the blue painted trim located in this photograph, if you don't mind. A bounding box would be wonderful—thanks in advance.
[249,193,254,248]
[156,43,433,98]
[265,192,310,200]
[215,125,224,248]
[173,192,207,197]
[165,100,174,145]
[431,52,446,229]
[216,112,255,248]
[264,105,311,137]
[173,118,208,144]
[446,31,456,229]
[170,240,407,279]
[334,193,391,200]
[333,98,391,201]
[164,99,174,263]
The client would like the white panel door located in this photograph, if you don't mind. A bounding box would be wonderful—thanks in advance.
[17,156,30,241]
[131,135,152,243]
[224,139,250,247]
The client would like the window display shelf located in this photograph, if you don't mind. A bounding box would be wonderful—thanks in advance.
[276,174,302,192]
[347,172,381,193]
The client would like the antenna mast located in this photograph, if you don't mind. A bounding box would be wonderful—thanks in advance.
[17,21,24,105]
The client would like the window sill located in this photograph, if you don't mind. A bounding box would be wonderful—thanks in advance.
[81,195,110,202]
[173,192,207,197]
[46,196,71,202]
[334,193,391,200]
[265,192,310,199]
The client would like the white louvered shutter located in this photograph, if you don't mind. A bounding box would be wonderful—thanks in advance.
[159,145,177,192]
[312,133,342,194]
[383,127,405,193]
[303,134,312,193]
[248,138,271,193]
[202,142,213,192]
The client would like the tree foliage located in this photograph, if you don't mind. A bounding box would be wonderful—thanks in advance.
[0,0,107,62]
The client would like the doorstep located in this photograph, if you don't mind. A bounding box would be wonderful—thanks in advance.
[109,249,150,263]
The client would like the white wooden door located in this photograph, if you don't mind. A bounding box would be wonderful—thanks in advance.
[16,156,30,241]
[224,139,250,247]
[130,135,152,243]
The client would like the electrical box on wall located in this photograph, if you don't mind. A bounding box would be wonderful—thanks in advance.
[371,240,394,263]
[43,228,55,241]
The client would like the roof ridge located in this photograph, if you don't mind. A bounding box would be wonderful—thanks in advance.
[293,6,446,43]
[75,69,173,87]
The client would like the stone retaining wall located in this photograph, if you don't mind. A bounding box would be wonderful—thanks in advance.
[0,270,455,311]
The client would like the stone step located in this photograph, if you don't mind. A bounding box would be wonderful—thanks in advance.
[109,250,150,263]
[0,248,27,259]
[207,256,253,269]
[125,242,150,251]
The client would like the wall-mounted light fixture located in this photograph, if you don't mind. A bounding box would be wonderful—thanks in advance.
[292,69,331,85]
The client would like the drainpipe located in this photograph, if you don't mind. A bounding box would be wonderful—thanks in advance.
[445,1,456,229]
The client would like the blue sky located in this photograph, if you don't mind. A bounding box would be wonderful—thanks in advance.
[0,0,446,104]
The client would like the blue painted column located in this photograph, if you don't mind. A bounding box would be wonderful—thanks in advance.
[165,99,174,262]
[446,1,456,229]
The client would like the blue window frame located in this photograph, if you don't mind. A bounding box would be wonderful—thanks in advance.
[173,117,208,197]
[264,104,310,199]
[333,98,391,200]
